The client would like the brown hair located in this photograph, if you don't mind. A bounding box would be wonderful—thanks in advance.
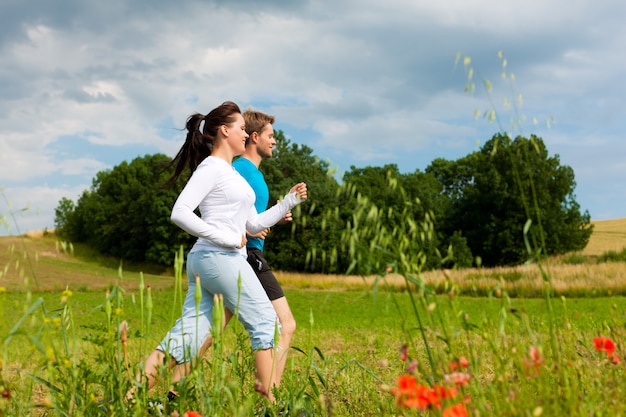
[243,109,275,145]
[168,101,241,185]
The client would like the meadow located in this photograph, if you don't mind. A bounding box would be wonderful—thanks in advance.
[1,217,626,416]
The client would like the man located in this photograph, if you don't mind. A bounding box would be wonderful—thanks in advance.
[233,109,296,387]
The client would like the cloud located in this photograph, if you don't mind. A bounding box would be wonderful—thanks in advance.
[1,183,88,235]
[1,0,625,237]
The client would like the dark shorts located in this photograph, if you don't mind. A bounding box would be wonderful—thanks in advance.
[246,248,285,301]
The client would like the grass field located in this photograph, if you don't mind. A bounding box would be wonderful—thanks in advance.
[2,280,626,416]
[1,220,626,416]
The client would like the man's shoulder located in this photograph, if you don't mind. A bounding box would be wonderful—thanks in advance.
[233,157,251,172]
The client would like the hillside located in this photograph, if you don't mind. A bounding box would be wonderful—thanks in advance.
[582,218,626,256]
[0,234,175,292]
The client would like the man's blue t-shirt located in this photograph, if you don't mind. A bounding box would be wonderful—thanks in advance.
[233,157,269,251]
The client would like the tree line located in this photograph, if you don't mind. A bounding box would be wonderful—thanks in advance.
[54,131,593,274]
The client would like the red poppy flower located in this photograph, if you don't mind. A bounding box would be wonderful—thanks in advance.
[444,372,471,386]
[391,375,418,400]
[443,403,468,417]
[529,346,541,363]
[391,376,449,410]
[184,412,203,417]
[405,359,418,374]
[400,344,409,362]
[391,375,461,410]
[593,337,616,358]
[523,345,545,377]
[432,384,458,400]
[394,375,418,391]
[450,356,470,371]
[458,356,469,368]
[403,384,438,410]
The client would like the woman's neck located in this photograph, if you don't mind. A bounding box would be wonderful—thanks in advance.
[211,146,237,164]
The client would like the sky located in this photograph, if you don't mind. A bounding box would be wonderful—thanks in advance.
[1,0,625,236]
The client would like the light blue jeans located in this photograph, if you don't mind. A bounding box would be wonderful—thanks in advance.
[157,250,278,363]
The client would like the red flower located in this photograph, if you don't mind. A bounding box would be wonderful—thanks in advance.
[444,372,471,386]
[403,384,439,410]
[391,376,459,410]
[184,412,202,417]
[449,356,470,371]
[529,346,542,364]
[405,359,418,374]
[593,337,616,359]
[432,384,458,400]
[523,345,544,377]
[393,375,418,392]
[443,403,468,417]
[612,355,621,365]
[391,375,424,409]
[400,344,408,362]
[458,356,469,368]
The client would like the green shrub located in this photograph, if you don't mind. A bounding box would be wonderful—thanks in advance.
[562,252,589,265]
[597,247,626,263]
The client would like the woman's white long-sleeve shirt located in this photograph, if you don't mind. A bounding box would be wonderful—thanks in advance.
[170,156,300,255]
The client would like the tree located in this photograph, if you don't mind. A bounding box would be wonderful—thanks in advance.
[54,130,592,271]
[428,133,592,266]
[310,165,445,275]
[55,154,194,265]
[54,197,76,236]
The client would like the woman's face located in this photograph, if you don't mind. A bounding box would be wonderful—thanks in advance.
[225,113,248,155]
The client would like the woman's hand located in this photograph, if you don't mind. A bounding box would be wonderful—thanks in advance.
[237,234,247,249]
[289,182,308,201]
[247,228,270,239]
[277,200,293,225]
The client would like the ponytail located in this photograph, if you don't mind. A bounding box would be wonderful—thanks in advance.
[166,101,241,187]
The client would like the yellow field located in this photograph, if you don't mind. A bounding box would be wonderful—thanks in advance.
[582,217,626,256]
[276,217,626,295]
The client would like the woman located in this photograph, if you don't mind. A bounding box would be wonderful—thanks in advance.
[135,101,307,404]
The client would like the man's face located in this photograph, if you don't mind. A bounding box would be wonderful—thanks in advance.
[256,123,276,159]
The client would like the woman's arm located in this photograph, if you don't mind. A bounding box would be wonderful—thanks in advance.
[170,166,242,248]
[246,183,307,234]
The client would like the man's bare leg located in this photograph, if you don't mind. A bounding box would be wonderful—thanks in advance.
[271,296,295,386]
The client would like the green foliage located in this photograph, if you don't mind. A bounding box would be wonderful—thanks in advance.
[444,231,473,268]
[54,154,195,265]
[428,133,593,267]
[53,131,592,270]
[597,248,626,263]
[5,278,626,415]
[310,167,442,276]
[53,197,75,235]
[260,131,341,272]
[562,252,589,265]
[0,275,328,415]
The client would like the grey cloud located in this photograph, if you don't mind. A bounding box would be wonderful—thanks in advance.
[62,88,117,103]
